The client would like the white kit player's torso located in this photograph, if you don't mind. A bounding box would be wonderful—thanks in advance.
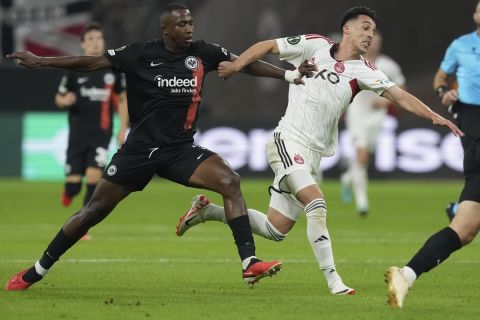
[274,34,396,156]
[346,54,406,150]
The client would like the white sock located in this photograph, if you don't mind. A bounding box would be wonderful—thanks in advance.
[305,199,337,285]
[401,266,417,287]
[202,203,228,222]
[203,204,286,241]
[35,261,49,277]
[351,161,368,211]
[341,167,352,187]
[242,256,257,270]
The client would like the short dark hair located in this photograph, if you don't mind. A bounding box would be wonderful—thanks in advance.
[160,3,189,18]
[339,6,377,32]
[160,3,190,25]
[80,22,103,41]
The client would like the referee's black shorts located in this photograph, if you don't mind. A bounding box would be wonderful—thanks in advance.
[455,102,480,202]
[103,143,216,191]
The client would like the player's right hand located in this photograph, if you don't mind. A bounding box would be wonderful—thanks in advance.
[441,89,458,107]
[6,51,43,69]
[431,113,464,137]
[217,61,239,80]
[298,59,317,78]
[63,92,77,107]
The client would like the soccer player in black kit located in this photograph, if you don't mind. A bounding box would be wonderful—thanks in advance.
[55,23,128,240]
[5,4,313,290]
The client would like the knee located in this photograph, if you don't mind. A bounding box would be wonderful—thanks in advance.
[217,170,241,195]
[305,199,327,223]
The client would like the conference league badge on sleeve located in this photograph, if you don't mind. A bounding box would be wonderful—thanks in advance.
[287,36,301,45]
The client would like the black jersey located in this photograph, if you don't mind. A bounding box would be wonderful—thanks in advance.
[105,39,231,151]
[57,69,125,141]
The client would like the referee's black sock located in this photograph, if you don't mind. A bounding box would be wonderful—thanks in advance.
[227,215,257,266]
[22,229,77,283]
[406,227,462,278]
[83,183,97,206]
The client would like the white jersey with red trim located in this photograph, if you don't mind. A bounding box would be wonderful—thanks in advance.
[274,34,396,156]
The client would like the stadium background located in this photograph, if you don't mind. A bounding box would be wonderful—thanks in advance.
[0,0,475,179]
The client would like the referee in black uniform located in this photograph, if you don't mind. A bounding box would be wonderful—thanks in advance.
[5,4,313,290]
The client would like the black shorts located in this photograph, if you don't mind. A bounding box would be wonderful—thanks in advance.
[103,143,215,191]
[66,139,110,175]
[455,102,480,202]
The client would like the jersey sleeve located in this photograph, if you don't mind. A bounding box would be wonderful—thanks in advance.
[275,35,327,68]
[57,72,75,95]
[202,42,231,72]
[113,73,126,94]
[105,43,142,74]
[439,40,458,75]
[357,66,396,96]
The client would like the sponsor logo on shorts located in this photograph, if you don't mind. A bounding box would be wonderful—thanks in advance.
[294,154,304,164]
[106,165,117,176]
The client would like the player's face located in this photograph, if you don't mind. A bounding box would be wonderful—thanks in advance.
[474,2,480,27]
[346,15,376,54]
[367,33,382,58]
[162,9,194,49]
[81,30,105,56]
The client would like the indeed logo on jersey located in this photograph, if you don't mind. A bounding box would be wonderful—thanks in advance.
[154,75,198,94]
[80,87,110,101]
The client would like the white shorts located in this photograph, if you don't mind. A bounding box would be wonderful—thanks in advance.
[346,104,386,151]
[266,133,321,221]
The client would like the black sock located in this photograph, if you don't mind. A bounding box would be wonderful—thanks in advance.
[406,227,462,278]
[65,182,81,197]
[227,215,256,263]
[22,229,77,283]
[83,183,96,205]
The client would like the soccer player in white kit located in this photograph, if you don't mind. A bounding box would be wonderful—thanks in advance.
[175,6,463,294]
[341,32,406,216]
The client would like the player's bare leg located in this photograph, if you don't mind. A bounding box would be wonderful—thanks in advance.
[77,167,103,240]
[85,167,102,205]
[187,155,281,285]
[5,179,131,291]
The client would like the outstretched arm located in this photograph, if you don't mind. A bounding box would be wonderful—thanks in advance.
[382,85,464,137]
[218,40,282,80]
[6,51,111,72]
[225,53,315,84]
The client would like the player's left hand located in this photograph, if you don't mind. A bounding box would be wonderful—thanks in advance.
[217,61,239,80]
[432,113,465,137]
[6,51,44,69]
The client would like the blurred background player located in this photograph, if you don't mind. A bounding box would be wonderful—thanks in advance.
[385,1,480,308]
[176,6,463,295]
[55,22,128,227]
[340,31,406,216]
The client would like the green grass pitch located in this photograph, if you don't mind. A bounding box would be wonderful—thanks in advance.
[0,178,478,320]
